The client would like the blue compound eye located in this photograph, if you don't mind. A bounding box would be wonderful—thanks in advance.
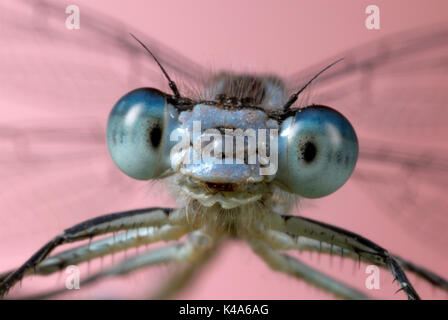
[277,105,358,198]
[107,88,176,180]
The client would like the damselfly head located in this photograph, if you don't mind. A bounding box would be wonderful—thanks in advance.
[106,37,358,209]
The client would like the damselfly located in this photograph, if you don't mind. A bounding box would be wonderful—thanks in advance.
[0,1,447,299]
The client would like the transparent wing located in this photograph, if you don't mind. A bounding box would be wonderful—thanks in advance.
[0,0,210,272]
[287,24,448,253]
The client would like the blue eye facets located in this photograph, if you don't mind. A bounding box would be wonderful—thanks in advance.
[277,105,358,198]
[107,88,176,180]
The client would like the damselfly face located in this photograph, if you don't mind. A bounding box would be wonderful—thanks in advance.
[0,0,447,299]
[106,74,358,209]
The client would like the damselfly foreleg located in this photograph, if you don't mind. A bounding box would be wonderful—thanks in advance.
[270,215,433,299]
[249,239,369,300]
[0,207,187,297]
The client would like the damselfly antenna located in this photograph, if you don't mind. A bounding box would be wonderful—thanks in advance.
[130,33,181,99]
[282,58,344,112]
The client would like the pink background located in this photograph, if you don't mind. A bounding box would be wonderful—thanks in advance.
[0,0,447,299]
